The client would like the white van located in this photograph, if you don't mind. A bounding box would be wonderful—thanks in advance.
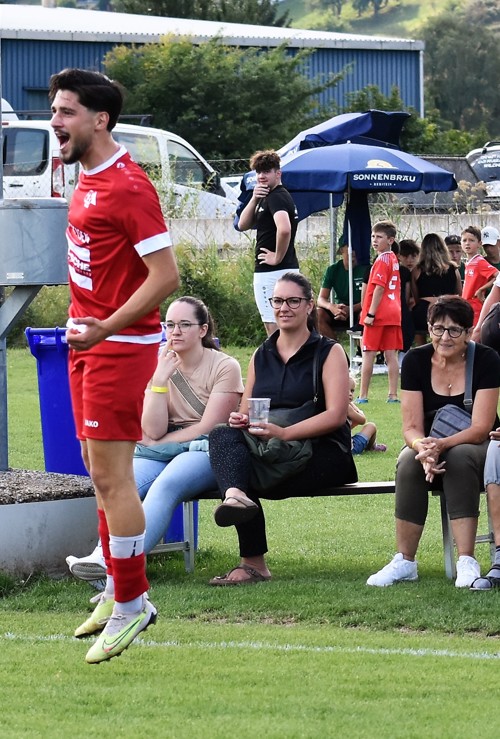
[466,141,500,198]
[112,123,237,217]
[1,119,237,217]
[1,98,18,121]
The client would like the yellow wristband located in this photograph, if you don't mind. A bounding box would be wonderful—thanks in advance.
[411,437,424,450]
[150,386,169,394]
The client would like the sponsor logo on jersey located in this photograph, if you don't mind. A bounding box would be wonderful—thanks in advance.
[83,190,98,209]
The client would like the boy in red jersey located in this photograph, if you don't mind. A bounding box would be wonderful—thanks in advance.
[461,226,498,326]
[358,220,402,403]
[49,68,179,664]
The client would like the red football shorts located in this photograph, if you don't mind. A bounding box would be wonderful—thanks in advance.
[362,325,402,352]
[68,340,158,441]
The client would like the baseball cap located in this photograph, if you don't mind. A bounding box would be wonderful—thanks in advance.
[481,226,500,245]
[444,234,461,245]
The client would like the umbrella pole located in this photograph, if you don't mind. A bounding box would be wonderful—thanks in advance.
[329,193,336,264]
[347,187,356,368]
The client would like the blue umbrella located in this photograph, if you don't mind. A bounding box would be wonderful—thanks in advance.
[236,169,343,223]
[278,110,410,159]
[235,110,410,225]
[281,142,457,197]
[278,141,457,354]
[280,141,457,265]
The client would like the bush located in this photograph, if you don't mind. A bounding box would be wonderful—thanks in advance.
[6,239,331,347]
[6,285,70,347]
[167,242,265,346]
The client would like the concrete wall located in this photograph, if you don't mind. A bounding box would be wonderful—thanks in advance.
[168,213,500,250]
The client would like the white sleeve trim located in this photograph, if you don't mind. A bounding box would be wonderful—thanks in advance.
[136,231,173,257]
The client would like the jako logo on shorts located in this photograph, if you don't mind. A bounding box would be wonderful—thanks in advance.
[84,419,99,428]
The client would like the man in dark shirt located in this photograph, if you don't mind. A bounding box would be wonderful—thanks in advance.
[238,150,299,335]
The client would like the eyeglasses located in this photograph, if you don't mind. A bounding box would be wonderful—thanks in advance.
[269,297,309,309]
[164,321,202,332]
[429,324,467,338]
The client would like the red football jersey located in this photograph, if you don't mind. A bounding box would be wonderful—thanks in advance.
[66,147,172,341]
[361,250,401,326]
[463,254,498,325]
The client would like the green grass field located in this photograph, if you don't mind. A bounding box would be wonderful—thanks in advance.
[3,346,500,737]
[283,0,452,38]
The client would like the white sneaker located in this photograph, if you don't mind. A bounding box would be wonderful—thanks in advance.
[66,545,106,582]
[455,555,480,588]
[366,553,418,587]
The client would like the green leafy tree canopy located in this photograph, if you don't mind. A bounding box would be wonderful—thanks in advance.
[111,0,290,26]
[345,84,488,156]
[422,10,500,135]
[104,36,345,160]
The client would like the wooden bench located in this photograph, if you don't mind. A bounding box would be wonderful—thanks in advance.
[149,481,494,580]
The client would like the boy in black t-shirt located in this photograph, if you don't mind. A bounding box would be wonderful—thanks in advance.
[238,150,299,336]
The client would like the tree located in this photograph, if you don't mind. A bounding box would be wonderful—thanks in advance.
[104,37,345,160]
[345,84,489,156]
[308,0,345,16]
[422,12,500,134]
[111,0,290,26]
[352,0,387,16]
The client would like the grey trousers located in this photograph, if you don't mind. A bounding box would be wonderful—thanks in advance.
[484,440,500,486]
[395,441,489,526]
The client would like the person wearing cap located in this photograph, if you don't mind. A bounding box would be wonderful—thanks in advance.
[317,240,366,339]
[481,226,500,270]
[461,225,498,326]
[444,234,465,283]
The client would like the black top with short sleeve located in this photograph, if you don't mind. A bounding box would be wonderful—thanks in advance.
[401,342,500,435]
[252,329,352,449]
[254,185,299,273]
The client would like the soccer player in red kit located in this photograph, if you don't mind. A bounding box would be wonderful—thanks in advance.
[461,226,498,327]
[50,68,179,663]
[358,220,402,403]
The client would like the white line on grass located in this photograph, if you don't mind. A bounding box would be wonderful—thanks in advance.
[2,632,500,661]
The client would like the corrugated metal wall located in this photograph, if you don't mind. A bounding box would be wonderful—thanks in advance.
[1,38,421,113]
[2,39,113,110]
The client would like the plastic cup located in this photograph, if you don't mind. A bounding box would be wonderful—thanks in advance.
[248,398,270,429]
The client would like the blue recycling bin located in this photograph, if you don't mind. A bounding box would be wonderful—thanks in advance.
[25,327,196,547]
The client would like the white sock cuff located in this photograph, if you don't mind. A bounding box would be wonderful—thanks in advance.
[109,532,146,559]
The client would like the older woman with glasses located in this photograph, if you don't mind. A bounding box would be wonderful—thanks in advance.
[207,272,357,585]
[368,295,500,588]
[67,297,244,624]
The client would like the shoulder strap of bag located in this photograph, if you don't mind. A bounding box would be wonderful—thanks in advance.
[464,340,475,410]
[171,371,207,417]
[312,335,332,405]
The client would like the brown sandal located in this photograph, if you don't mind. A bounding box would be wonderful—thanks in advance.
[213,495,259,527]
[208,563,271,586]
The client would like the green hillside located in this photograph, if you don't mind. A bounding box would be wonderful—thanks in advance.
[282,0,456,40]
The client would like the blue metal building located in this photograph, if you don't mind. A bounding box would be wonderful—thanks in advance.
[0,4,424,115]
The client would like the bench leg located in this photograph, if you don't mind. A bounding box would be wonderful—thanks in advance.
[182,500,195,573]
[486,491,496,565]
[439,493,456,580]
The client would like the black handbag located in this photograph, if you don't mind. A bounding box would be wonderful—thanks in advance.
[429,341,475,438]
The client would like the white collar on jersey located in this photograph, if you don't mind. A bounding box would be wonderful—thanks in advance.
[82,145,127,176]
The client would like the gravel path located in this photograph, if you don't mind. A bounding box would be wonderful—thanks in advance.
[0,468,94,505]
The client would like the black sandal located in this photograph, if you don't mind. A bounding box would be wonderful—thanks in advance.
[213,495,259,527]
[470,564,500,591]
